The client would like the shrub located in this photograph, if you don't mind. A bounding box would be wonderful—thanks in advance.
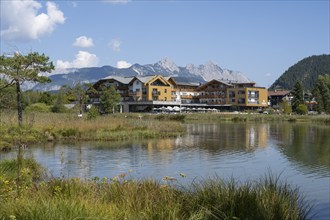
[25,103,51,113]
[87,106,99,120]
[296,104,308,115]
[155,114,186,122]
[281,100,292,114]
[51,104,68,113]
[59,128,80,138]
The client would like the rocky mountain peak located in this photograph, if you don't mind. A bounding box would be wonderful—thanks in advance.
[31,58,252,91]
[156,57,179,72]
[202,61,222,72]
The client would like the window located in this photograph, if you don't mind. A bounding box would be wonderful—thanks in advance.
[164,89,167,93]
[229,91,235,98]
[238,98,245,104]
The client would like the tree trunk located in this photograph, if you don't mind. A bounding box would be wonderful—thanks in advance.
[16,80,23,127]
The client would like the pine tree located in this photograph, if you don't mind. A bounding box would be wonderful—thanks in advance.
[100,85,121,114]
[291,81,304,113]
[0,52,54,126]
[313,75,330,113]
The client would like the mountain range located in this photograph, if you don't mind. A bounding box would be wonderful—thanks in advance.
[32,58,251,91]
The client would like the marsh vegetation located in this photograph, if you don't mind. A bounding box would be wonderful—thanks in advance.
[0,158,311,220]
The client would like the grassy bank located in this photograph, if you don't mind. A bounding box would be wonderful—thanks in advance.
[1,111,329,149]
[183,112,330,124]
[0,111,185,149]
[0,158,311,220]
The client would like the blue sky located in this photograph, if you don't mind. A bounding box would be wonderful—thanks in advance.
[1,0,329,87]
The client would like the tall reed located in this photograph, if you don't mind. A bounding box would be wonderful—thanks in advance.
[0,158,312,220]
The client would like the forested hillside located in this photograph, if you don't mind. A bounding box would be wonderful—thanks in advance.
[270,54,330,90]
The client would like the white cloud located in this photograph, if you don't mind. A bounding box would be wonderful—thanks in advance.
[116,60,132,69]
[103,0,130,4]
[0,1,65,41]
[73,36,94,48]
[108,38,122,52]
[56,51,99,69]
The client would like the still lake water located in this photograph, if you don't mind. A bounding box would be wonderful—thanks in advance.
[1,122,329,219]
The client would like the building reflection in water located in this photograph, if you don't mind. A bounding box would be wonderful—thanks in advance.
[179,123,269,151]
[143,123,270,165]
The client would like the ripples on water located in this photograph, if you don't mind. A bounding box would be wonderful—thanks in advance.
[1,122,329,219]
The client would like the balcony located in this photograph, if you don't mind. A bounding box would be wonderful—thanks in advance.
[181,95,194,99]
[152,91,161,96]
[248,95,259,98]
[198,94,226,99]
[129,91,142,96]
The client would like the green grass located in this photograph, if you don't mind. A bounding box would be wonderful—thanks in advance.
[184,112,330,124]
[0,112,185,146]
[0,158,311,220]
[1,111,328,147]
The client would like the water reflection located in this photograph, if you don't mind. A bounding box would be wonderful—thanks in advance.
[182,123,269,151]
[1,123,328,177]
[0,122,329,219]
[270,123,330,172]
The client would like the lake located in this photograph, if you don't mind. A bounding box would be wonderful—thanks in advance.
[1,122,329,219]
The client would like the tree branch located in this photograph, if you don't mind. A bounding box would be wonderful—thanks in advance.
[0,79,15,90]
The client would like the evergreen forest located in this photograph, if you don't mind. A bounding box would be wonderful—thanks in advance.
[270,54,330,90]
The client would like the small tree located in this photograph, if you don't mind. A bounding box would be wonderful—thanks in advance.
[291,81,304,113]
[87,105,99,120]
[0,52,54,126]
[39,92,55,105]
[296,104,308,115]
[99,85,121,114]
[67,82,92,115]
[313,75,330,113]
[281,99,292,114]
[51,86,69,113]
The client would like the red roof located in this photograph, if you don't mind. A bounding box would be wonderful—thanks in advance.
[268,90,291,96]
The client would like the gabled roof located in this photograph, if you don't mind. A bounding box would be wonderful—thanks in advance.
[135,75,156,83]
[268,90,291,96]
[166,77,200,87]
[101,76,133,84]
[175,82,200,87]
[232,82,256,86]
[197,79,233,90]
[129,75,171,86]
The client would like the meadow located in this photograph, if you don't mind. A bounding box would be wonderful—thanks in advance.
[0,158,311,220]
[0,111,185,150]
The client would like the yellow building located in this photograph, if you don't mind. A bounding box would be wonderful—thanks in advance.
[227,82,268,108]
[129,75,173,101]
[89,75,268,112]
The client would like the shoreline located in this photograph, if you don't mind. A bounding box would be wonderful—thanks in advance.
[1,112,329,150]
